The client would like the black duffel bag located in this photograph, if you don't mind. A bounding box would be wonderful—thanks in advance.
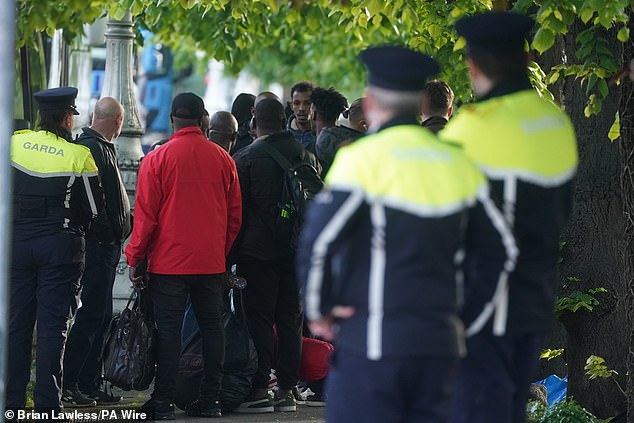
[175,288,258,411]
[102,289,157,391]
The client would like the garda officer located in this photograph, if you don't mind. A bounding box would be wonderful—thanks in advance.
[7,87,104,411]
[440,12,578,423]
[296,46,516,423]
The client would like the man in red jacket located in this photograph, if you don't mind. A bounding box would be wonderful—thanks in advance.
[125,92,242,420]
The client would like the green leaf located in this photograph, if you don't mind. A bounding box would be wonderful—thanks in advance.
[533,27,555,54]
[608,113,620,142]
[586,74,597,95]
[540,348,565,360]
[357,12,368,28]
[618,26,630,42]
[265,0,279,13]
[585,355,617,380]
[598,8,614,29]
[597,79,608,97]
[180,0,196,9]
[450,7,463,19]
[584,94,602,117]
[580,7,594,23]
[231,8,242,19]
[366,0,382,17]
[110,3,127,20]
[453,36,467,51]
[547,71,560,84]
[576,28,594,44]
[428,24,441,38]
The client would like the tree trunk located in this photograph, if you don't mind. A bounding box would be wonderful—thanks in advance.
[535,34,569,382]
[558,25,628,419]
[620,10,634,423]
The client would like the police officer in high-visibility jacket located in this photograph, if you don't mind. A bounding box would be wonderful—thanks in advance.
[7,87,104,412]
[440,13,578,423]
[296,46,516,423]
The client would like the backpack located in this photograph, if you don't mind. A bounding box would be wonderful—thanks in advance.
[260,142,323,250]
[102,289,157,391]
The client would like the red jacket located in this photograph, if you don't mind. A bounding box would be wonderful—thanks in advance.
[125,126,242,274]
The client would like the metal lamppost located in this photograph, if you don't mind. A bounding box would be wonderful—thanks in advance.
[102,10,144,192]
[0,0,15,414]
[101,10,144,307]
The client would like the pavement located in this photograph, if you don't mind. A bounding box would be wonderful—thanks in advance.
[85,388,326,423]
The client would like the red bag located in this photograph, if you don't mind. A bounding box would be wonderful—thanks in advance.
[299,337,334,382]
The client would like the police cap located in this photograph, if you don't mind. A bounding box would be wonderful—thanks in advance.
[358,46,439,91]
[33,87,80,115]
[171,92,205,120]
[455,11,534,54]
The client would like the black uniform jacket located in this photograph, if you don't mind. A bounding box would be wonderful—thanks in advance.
[232,130,307,261]
[76,127,131,243]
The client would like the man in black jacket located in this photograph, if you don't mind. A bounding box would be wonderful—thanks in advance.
[232,99,304,414]
[63,97,132,406]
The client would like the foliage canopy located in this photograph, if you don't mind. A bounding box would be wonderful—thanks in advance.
[17,0,633,107]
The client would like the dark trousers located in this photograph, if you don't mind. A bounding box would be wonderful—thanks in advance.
[150,274,225,403]
[64,239,121,391]
[449,332,545,423]
[6,234,84,409]
[326,350,458,423]
[237,256,302,390]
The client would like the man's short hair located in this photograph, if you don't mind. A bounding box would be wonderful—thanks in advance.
[254,98,286,132]
[290,81,314,98]
[231,93,255,125]
[422,80,454,116]
[368,86,424,116]
[344,98,365,124]
[209,111,238,134]
[311,87,348,122]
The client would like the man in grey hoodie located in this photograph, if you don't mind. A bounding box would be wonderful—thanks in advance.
[312,88,366,177]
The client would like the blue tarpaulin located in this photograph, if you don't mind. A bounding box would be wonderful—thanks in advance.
[536,375,567,406]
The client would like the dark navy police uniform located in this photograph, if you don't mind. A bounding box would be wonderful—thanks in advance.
[441,13,578,423]
[297,47,515,423]
[6,87,103,410]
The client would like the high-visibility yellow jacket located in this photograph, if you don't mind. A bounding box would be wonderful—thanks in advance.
[296,116,516,360]
[441,87,578,337]
[11,129,103,241]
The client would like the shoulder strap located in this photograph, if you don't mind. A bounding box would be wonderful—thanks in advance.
[125,289,139,311]
[259,141,293,171]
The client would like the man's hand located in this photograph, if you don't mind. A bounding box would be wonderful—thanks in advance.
[307,305,355,341]
[128,265,146,289]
